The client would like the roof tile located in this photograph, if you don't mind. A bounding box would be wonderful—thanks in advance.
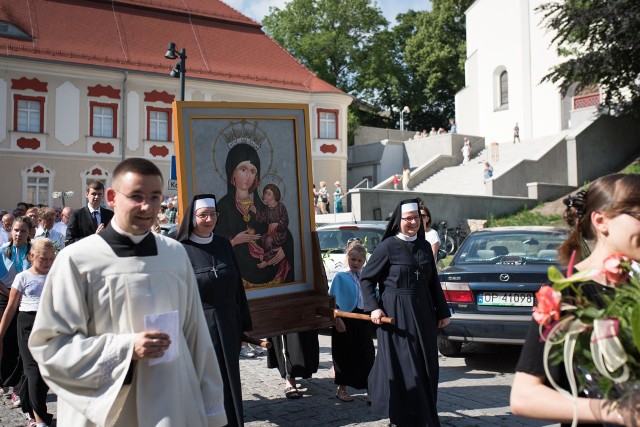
[0,0,343,94]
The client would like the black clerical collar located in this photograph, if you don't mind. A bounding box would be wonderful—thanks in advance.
[99,224,158,257]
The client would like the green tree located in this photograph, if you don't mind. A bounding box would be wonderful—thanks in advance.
[404,0,472,131]
[262,0,388,93]
[539,0,640,116]
[263,0,472,134]
[356,10,431,130]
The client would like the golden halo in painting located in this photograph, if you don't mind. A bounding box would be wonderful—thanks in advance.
[212,119,274,183]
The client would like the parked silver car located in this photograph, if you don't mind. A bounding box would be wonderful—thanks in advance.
[316,221,387,286]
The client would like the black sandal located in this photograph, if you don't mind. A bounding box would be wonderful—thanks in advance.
[284,386,301,399]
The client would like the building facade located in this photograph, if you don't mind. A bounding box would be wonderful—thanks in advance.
[455,0,600,144]
[0,0,351,210]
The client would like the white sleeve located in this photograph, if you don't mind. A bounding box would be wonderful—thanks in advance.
[28,250,135,426]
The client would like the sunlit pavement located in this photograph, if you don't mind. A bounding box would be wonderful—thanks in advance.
[0,333,558,426]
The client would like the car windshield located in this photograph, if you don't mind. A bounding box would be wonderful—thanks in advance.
[318,228,384,254]
[454,231,567,265]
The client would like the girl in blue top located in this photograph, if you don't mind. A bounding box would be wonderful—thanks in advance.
[0,216,33,404]
[329,240,374,403]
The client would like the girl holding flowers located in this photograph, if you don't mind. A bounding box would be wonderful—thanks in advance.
[510,173,640,426]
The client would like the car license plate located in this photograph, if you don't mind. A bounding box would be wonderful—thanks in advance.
[477,292,534,307]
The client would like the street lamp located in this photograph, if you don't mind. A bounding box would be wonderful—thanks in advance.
[392,106,411,132]
[52,191,75,207]
[164,42,187,101]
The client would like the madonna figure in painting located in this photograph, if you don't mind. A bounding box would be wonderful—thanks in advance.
[216,143,294,288]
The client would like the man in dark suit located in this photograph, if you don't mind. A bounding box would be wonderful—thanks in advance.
[65,180,114,245]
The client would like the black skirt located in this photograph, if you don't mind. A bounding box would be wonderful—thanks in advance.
[331,309,375,389]
[267,330,319,379]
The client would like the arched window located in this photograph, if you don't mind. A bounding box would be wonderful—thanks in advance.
[499,71,509,107]
[21,162,54,206]
[493,66,509,111]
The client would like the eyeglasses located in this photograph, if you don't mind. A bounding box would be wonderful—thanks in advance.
[347,237,362,244]
[401,216,420,223]
[195,212,220,220]
[114,189,163,205]
[624,211,640,221]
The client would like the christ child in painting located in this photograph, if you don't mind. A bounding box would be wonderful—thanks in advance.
[251,183,290,269]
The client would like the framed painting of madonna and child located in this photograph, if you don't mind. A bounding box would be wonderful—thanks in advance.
[173,102,333,337]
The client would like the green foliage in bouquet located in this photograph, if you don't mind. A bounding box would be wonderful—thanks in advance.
[534,254,640,400]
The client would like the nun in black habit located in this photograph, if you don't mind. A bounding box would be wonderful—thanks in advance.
[177,194,253,427]
[360,198,451,426]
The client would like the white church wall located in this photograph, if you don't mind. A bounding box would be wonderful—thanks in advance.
[458,0,566,143]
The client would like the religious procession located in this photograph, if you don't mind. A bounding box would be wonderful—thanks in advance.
[2,0,640,426]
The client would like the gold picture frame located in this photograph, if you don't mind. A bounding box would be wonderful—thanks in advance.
[173,102,333,337]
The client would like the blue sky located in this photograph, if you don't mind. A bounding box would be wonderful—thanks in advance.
[224,0,433,25]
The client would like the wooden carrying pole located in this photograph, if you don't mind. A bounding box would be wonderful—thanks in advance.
[242,335,271,349]
[317,307,395,325]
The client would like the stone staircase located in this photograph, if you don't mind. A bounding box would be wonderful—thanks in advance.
[412,133,567,196]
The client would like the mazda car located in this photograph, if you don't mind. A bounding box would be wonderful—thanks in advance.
[437,226,569,356]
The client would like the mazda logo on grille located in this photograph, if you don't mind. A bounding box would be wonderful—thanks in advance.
[499,274,510,281]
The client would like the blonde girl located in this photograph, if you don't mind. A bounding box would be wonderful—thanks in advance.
[0,238,56,426]
[329,240,375,403]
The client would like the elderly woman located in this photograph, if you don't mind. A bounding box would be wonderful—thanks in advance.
[177,194,252,427]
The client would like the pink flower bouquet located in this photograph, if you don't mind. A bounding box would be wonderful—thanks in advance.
[534,254,640,425]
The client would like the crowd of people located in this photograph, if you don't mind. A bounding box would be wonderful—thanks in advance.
[408,127,448,140]
[313,181,345,214]
[0,159,638,426]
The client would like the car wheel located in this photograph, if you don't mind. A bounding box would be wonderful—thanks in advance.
[437,335,462,357]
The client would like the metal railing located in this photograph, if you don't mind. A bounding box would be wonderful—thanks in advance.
[333,178,369,223]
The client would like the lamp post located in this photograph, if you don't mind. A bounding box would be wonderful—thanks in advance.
[392,106,410,132]
[164,42,187,101]
[52,191,75,208]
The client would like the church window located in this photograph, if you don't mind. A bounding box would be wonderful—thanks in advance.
[499,71,509,107]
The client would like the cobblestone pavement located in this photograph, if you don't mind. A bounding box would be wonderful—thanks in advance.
[0,332,558,426]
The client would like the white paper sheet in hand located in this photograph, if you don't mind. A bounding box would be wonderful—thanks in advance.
[144,310,179,366]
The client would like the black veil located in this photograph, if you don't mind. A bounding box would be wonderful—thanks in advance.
[176,193,217,242]
[382,198,425,241]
